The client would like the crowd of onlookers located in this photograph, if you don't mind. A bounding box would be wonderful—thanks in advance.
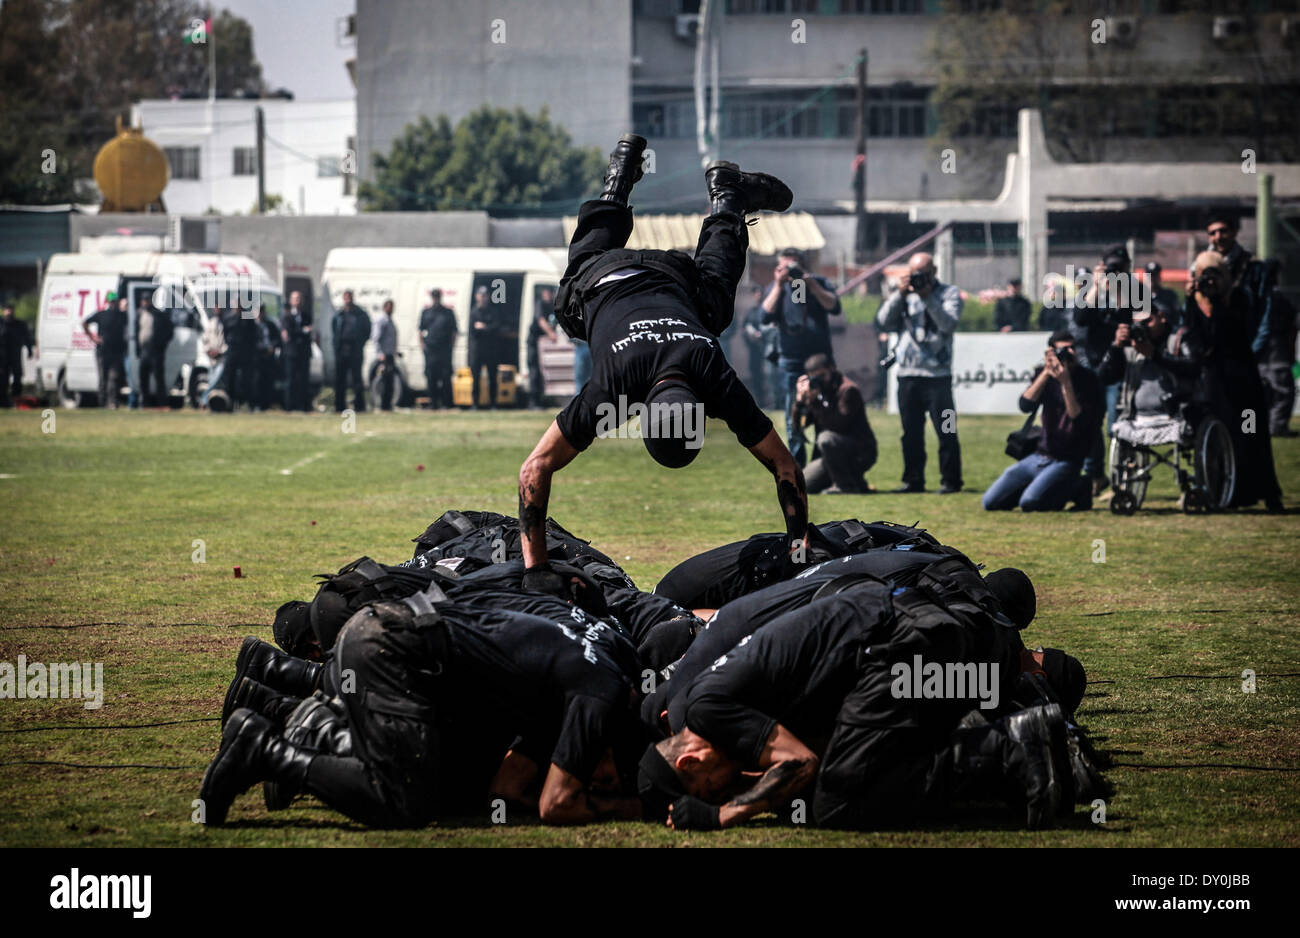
[728,218,1294,512]
[7,217,1294,514]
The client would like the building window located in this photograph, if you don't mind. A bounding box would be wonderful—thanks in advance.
[164,146,200,180]
[317,156,343,178]
[633,96,698,138]
[726,0,819,13]
[836,86,929,138]
[233,147,257,176]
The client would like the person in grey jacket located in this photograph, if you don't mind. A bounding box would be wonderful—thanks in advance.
[372,299,399,411]
[875,252,964,493]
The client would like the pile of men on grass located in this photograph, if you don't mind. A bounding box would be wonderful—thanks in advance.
[200,511,1111,832]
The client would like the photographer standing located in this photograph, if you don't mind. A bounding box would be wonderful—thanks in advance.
[1073,245,1139,497]
[1178,251,1283,512]
[983,332,1102,512]
[762,248,842,466]
[875,251,963,494]
[793,353,877,494]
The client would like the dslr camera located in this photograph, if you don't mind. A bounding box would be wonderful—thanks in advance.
[906,269,934,293]
[1128,322,1150,346]
[785,264,805,281]
[1053,345,1074,367]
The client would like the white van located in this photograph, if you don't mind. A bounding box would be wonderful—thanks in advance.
[318,247,570,406]
[37,252,319,407]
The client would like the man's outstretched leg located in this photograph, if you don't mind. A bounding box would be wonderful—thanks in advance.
[559,133,647,287]
[693,161,793,335]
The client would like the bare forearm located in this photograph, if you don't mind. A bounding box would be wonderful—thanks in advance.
[518,461,551,568]
[718,758,816,828]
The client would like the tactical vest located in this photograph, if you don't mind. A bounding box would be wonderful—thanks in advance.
[553,248,702,342]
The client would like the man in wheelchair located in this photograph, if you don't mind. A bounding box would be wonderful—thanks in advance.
[1098,304,1197,449]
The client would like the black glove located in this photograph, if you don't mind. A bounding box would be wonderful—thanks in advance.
[522,563,570,598]
[669,795,721,831]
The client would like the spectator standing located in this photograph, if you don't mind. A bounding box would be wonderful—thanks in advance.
[527,287,558,410]
[994,278,1032,332]
[332,290,370,413]
[136,294,173,407]
[468,285,504,410]
[252,303,281,411]
[875,251,964,494]
[418,288,457,409]
[372,299,399,411]
[0,304,34,406]
[280,291,313,412]
[83,293,129,409]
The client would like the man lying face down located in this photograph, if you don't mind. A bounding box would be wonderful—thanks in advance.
[637,578,1083,832]
[201,583,652,828]
[640,544,1038,732]
[652,519,942,612]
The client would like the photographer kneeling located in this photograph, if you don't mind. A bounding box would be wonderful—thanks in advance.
[983,332,1103,512]
[794,353,878,494]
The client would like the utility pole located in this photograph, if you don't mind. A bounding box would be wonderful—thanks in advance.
[255,106,266,214]
[207,6,216,101]
[853,48,867,266]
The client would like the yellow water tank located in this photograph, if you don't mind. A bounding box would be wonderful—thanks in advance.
[93,116,169,212]
[453,365,518,408]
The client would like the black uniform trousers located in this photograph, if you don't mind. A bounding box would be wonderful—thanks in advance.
[138,345,168,406]
[468,336,501,408]
[805,429,878,494]
[0,355,21,405]
[897,375,962,490]
[283,345,311,411]
[424,347,453,408]
[334,345,366,412]
[812,592,1001,829]
[306,610,444,828]
[96,348,126,408]
[561,199,750,338]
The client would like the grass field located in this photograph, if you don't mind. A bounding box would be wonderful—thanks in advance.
[1,405,1297,847]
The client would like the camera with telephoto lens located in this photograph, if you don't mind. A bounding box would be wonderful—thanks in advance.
[786,264,804,280]
[1194,270,1223,295]
[1053,345,1074,367]
[907,269,934,293]
[1129,322,1150,346]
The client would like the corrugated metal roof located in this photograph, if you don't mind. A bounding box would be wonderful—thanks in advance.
[562,211,824,255]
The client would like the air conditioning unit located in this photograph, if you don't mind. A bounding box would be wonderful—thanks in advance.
[675,13,701,41]
[1282,16,1300,45]
[167,217,220,253]
[1212,15,1248,41]
[1105,16,1139,46]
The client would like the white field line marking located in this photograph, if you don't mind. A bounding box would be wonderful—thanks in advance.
[280,431,375,474]
[280,451,327,476]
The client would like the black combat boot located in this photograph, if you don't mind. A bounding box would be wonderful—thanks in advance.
[942,703,1067,829]
[597,133,648,207]
[199,708,316,826]
[222,636,323,724]
[705,160,794,218]
[221,677,302,728]
[265,694,354,811]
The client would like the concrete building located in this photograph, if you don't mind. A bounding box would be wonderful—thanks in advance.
[130,98,358,217]
[353,0,633,186]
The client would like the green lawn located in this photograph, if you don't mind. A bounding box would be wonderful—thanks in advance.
[0,406,1297,847]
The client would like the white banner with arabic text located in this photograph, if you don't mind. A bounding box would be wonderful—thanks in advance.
[887,332,1051,415]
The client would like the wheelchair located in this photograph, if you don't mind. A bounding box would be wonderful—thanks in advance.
[1107,401,1236,515]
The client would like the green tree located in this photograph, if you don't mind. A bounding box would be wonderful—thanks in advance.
[0,0,265,205]
[359,106,605,215]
